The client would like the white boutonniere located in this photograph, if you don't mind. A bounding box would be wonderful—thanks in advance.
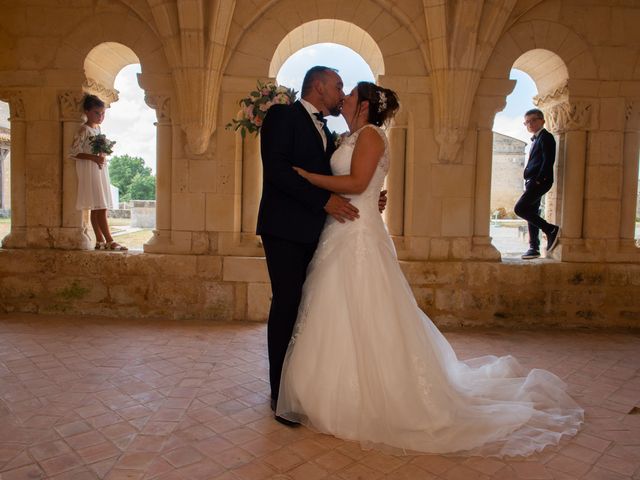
[331,131,347,149]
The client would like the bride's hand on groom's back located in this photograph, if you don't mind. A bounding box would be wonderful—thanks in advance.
[324,194,359,223]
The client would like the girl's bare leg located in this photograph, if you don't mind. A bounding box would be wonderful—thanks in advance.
[90,210,105,242]
[95,209,113,243]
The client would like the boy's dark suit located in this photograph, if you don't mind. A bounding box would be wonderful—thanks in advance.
[257,101,336,404]
[514,128,557,251]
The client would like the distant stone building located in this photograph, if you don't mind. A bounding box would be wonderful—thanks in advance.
[491,132,526,217]
[0,126,9,213]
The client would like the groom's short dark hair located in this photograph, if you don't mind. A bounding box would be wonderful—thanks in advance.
[301,66,338,98]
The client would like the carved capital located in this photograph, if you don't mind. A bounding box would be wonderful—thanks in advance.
[145,94,171,124]
[58,91,84,121]
[82,78,119,106]
[0,90,25,120]
[533,82,569,108]
[543,101,593,134]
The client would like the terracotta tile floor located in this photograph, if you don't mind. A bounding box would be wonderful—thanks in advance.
[0,314,639,480]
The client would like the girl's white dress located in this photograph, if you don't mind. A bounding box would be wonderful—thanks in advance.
[277,124,583,457]
[69,124,113,210]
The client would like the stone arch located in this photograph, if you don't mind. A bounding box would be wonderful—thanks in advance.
[484,20,597,88]
[512,49,568,97]
[220,0,428,244]
[84,42,140,93]
[223,0,428,77]
[55,10,169,77]
[268,19,385,78]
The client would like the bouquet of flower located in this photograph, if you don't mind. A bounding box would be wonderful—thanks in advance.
[89,134,116,155]
[226,80,297,138]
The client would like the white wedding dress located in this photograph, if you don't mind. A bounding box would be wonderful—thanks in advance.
[277,124,583,457]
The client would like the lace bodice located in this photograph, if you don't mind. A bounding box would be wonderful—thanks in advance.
[330,124,389,213]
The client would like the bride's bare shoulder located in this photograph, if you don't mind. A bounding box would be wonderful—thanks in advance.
[354,125,385,151]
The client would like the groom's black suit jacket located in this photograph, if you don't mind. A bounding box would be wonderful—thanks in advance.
[523,128,556,185]
[257,101,336,243]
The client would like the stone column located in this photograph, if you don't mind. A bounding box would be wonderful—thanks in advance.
[467,85,513,261]
[473,127,493,238]
[540,97,594,261]
[143,95,173,253]
[0,91,26,248]
[558,130,587,239]
[57,90,92,249]
[241,134,262,234]
[621,102,640,242]
[545,134,563,227]
[385,125,406,236]
[471,126,500,260]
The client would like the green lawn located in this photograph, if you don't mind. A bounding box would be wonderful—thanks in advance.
[0,218,10,238]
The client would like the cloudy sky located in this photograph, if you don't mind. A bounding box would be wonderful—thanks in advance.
[277,43,375,133]
[101,64,157,172]
[492,69,537,143]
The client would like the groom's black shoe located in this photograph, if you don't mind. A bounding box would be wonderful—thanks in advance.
[271,398,299,427]
[274,414,300,427]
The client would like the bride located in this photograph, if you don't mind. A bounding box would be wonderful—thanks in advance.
[276,81,583,457]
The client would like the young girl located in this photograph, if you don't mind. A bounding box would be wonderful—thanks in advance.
[69,94,127,250]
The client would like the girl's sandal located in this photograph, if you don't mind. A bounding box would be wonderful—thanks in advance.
[95,241,106,250]
[105,241,128,251]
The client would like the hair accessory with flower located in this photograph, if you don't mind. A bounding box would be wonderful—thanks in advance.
[377,91,387,114]
[226,80,297,138]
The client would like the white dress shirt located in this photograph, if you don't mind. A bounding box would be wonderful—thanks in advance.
[300,98,327,150]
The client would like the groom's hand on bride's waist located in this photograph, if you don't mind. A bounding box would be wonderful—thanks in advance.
[378,190,387,213]
[325,194,359,223]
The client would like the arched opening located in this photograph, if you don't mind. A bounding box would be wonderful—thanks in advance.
[276,43,375,132]
[271,19,382,133]
[0,100,9,242]
[491,49,569,259]
[237,28,384,237]
[82,43,156,251]
[269,19,384,78]
[491,69,537,258]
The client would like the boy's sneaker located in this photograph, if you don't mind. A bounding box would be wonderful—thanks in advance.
[521,248,540,260]
[546,226,560,253]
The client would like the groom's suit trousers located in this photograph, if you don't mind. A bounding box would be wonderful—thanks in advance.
[261,234,318,401]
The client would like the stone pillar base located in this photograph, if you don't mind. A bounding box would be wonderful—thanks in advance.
[218,232,263,257]
[556,238,640,263]
[1,226,27,248]
[395,235,501,261]
[143,229,187,254]
[471,236,502,261]
[2,227,91,250]
[54,227,93,250]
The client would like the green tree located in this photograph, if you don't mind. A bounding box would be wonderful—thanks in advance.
[128,172,156,200]
[108,154,155,201]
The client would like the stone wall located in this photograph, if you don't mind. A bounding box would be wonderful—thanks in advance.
[0,249,637,328]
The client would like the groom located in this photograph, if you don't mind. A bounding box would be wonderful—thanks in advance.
[257,66,359,423]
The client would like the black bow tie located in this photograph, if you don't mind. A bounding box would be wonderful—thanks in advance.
[531,135,537,141]
[313,112,327,126]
